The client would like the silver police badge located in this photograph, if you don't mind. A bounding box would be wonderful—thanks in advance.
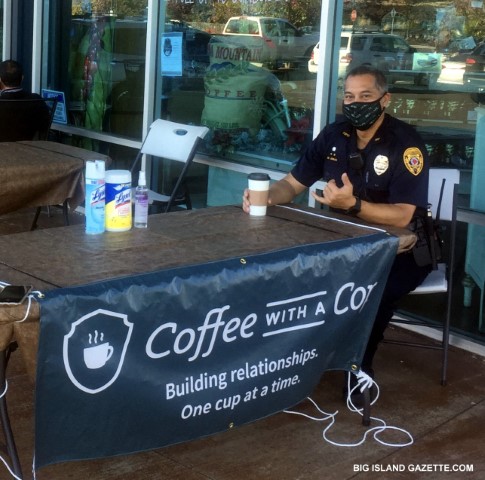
[374,155,389,175]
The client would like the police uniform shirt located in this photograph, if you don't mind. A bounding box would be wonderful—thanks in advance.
[291,113,429,209]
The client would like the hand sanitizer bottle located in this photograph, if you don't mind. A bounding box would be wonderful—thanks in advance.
[134,170,148,228]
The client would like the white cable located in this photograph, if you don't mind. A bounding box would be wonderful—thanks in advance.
[15,290,44,323]
[346,369,380,410]
[15,296,32,323]
[0,380,7,399]
[284,371,414,449]
[0,280,43,323]
[0,455,22,480]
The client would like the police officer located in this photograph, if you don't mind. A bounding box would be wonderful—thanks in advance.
[243,64,431,396]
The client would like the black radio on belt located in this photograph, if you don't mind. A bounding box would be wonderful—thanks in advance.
[349,152,364,171]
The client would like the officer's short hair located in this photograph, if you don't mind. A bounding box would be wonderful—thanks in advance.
[0,60,23,87]
[345,65,388,94]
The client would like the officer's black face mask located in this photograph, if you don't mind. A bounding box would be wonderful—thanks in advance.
[342,95,386,131]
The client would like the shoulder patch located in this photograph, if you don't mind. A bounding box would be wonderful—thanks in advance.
[403,147,424,176]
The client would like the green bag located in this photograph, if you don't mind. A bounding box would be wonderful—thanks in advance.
[202,40,272,132]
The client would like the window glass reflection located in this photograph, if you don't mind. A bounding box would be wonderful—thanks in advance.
[335,1,484,187]
[45,1,148,153]
[161,2,321,171]
[0,2,3,59]
[338,1,485,337]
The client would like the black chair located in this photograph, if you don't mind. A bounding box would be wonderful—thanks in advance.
[386,168,460,386]
[43,97,59,139]
[0,98,56,142]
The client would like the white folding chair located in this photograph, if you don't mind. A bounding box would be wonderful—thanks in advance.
[388,168,460,385]
[130,119,209,213]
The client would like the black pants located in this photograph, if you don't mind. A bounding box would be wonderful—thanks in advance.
[361,251,432,371]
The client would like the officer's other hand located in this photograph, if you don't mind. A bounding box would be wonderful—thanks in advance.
[310,173,355,210]
[242,188,251,213]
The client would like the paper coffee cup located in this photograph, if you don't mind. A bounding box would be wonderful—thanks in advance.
[248,172,270,216]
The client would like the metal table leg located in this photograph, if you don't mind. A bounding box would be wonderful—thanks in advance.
[0,347,23,478]
[362,388,371,427]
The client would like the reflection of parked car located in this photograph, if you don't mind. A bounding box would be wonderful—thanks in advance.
[308,42,319,73]
[222,16,319,68]
[341,30,438,86]
[437,53,468,86]
[307,33,354,76]
[308,30,439,87]
[463,42,485,90]
[439,37,475,61]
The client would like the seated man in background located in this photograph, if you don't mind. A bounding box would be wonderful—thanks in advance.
[243,65,432,402]
[0,59,44,99]
[0,59,51,141]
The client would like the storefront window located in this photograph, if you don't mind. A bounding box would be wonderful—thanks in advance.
[34,0,485,339]
[0,2,4,58]
[43,1,322,194]
[43,0,148,157]
[334,2,485,184]
[152,1,322,204]
[162,2,321,162]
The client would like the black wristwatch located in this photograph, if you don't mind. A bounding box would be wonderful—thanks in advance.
[345,196,361,215]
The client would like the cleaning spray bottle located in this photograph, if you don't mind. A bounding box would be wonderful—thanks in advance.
[85,160,105,234]
[134,170,148,228]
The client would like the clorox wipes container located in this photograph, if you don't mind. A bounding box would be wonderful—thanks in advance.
[105,170,132,232]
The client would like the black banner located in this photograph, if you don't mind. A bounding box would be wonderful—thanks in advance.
[35,233,398,468]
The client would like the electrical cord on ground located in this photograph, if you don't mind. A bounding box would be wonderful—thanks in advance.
[284,370,414,448]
